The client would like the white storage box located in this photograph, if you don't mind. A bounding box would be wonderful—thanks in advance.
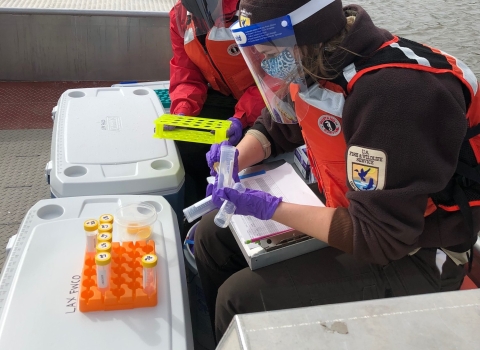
[111,81,171,112]
[47,87,185,222]
[0,195,193,350]
[293,145,316,183]
[293,145,310,179]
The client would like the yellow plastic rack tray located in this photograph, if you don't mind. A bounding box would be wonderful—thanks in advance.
[154,114,231,144]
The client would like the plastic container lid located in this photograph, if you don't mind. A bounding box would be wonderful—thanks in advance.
[83,219,98,232]
[141,254,158,268]
[115,202,157,228]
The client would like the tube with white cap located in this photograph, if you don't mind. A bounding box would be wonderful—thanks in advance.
[182,176,217,223]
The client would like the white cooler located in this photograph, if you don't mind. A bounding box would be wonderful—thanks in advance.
[46,87,185,223]
[111,81,171,113]
[0,195,193,350]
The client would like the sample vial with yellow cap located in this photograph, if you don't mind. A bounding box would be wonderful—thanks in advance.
[99,214,114,224]
[95,252,111,295]
[98,223,113,234]
[141,254,158,296]
[97,232,112,243]
[96,241,112,254]
[84,219,99,257]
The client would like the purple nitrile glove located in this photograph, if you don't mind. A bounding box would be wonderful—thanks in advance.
[163,113,184,131]
[226,117,243,146]
[206,183,213,197]
[206,140,240,182]
[212,184,282,221]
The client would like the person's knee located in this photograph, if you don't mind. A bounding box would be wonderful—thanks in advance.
[195,209,232,264]
[215,275,243,338]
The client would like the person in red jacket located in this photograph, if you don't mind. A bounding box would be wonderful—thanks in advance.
[170,0,265,128]
[168,0,265,213]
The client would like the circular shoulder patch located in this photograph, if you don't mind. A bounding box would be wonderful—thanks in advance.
[227,43,241,56]
[318,115,341,136]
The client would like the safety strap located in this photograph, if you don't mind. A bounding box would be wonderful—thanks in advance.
[450,125,480,271]
[465,123,480,140]
[452,177,475,271]
[289,0,335,25]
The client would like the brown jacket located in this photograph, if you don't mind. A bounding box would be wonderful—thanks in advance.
[251,5,480,265]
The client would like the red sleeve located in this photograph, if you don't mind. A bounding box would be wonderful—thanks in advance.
[232,85,266,128]
[169,3,208,116]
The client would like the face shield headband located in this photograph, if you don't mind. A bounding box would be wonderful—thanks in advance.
[231,0,336,124]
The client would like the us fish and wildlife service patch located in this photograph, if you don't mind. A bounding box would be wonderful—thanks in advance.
[240,9,251,27]
[347,146,387,191]
[240,15,250,27]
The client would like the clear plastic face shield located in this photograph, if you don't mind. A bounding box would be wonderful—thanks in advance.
[176,0,226,37]
[230,0,336,124]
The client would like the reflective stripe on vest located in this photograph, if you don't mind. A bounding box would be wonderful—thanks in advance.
[294,36,480,212]
[183,21,255,100]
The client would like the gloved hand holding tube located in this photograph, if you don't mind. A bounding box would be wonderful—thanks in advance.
[212,184,282,221]
[183,143,239,224]
[206,140,240,180]
[210,143,282,223]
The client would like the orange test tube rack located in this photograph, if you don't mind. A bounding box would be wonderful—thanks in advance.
[79,240,157,312]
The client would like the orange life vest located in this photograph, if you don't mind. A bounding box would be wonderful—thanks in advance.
[292,36,480,216]
[183,19,255,100]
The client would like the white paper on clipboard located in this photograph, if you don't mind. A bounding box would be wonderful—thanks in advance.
[231,162,325,248]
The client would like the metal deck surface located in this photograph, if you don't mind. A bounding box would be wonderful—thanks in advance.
[0,0,175,14]
[0,81,115,270]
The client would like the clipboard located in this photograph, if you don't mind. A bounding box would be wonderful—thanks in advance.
[230,161,328,270]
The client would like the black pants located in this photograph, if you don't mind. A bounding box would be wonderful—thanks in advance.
[194,210,466,343]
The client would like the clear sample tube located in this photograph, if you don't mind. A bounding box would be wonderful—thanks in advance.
[214,182,246,228]
[98,223,113,234]
[96,241,112,254]
[183,195,217,223]
[99,214,114,224]
[97,232,112,243]
[216,145,236,191]
[95,252,111,295]
[141,254,158,296]
[84,219,99,257]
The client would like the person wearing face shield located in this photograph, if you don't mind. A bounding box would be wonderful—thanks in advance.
[194,0,480,344]
[168,0,265,215]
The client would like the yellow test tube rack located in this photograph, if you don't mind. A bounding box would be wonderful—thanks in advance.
[154,114,231,144]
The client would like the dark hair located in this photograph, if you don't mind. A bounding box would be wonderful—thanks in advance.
[299,13,359,80]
